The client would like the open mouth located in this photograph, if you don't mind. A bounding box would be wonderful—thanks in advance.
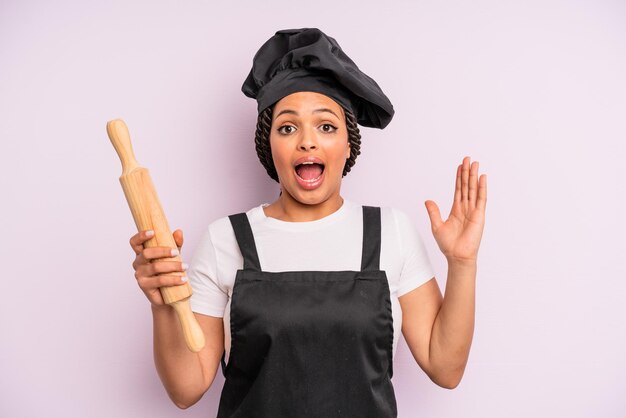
[295,162,325,182]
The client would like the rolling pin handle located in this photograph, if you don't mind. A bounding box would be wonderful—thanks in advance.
[106,119,140,175]
[170,299,206,353]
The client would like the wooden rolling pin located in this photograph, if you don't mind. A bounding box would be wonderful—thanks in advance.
[107,119,205,353]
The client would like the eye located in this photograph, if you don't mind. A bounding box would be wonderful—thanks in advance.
[320,124,337,133]
[277,125,296,135]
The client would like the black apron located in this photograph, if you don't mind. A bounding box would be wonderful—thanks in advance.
[216,205,397,418]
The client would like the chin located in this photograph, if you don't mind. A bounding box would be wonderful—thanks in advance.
[291,190,330,206]
[283,182,340,207]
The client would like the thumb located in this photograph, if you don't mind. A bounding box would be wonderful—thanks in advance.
[173,229,184,252]
[424,200,444,232]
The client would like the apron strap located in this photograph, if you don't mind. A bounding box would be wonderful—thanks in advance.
[220,350,228,377]
[361,206,382,271]
[228,213,262,271]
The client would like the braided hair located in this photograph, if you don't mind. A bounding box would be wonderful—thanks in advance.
[254,105,362,183]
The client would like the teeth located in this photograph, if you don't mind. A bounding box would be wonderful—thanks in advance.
[299,177,322,182]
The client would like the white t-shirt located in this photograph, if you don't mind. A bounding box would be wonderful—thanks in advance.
[188,199,435,360]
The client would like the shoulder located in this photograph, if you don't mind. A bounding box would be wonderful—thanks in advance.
[337,200,416,232]
[382,205,415,228]
[208,203,265,230]
[205,204,267,236]
[361,203,415,230]
[377,204,427,251]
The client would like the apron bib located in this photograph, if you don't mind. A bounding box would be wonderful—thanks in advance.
[216,206,397,418]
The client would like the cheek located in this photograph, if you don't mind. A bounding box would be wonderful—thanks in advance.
[322,143,350,177]
[332,139,351,163]
[269,138,291,172]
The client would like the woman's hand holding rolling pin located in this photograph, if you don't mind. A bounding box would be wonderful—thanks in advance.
[129,229,188,307]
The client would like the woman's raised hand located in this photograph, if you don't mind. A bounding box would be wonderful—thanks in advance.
[129,229,188,306]
[424,156,487,264]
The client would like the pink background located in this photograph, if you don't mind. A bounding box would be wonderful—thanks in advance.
[1,0,625,416]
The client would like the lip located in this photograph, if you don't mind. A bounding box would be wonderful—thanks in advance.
[293,156,326,190]
[292,156,325,167]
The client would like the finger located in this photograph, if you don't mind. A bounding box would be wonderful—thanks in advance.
[142,246,180,261]
[129,230,155,255]
[132,252,148,271]
[424,200,444,231]
[154,274,189,287]
[173,229,184,251]
[461,156,470,202]
[148,260,188,276]
[453,164,462,205]
[476,174,487,211]
[469,161,479,209]
[137,274,188,291]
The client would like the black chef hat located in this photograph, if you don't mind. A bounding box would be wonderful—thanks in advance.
[241,28,395,129]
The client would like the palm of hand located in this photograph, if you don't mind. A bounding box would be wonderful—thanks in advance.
[425,157,487,263]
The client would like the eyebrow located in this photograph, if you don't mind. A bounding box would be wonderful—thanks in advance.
[275,108,340,119]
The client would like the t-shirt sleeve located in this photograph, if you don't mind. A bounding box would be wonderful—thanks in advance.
[394,208,436,297]
[187,225,229,317]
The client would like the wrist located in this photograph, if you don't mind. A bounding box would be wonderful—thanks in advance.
[446,256,478,268]
[151,303,173,315]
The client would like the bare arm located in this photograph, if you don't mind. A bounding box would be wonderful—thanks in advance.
[429,260,476,387]
[130,229,225,408]
[400,260,476,389]
[401,156,486,389]
[152,306,224,408]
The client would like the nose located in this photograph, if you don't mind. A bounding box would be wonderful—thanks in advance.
[297,128,318,151]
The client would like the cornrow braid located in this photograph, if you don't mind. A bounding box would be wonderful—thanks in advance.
[343,108,362,176]
[254,107,277,181]
[254,106,362,183]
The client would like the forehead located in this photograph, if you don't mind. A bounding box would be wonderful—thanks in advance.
[273,91,345,116]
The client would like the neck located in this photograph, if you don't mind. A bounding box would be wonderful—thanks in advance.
[264,192,345,222]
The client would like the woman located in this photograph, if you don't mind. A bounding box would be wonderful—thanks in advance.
[129,28,487,416]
